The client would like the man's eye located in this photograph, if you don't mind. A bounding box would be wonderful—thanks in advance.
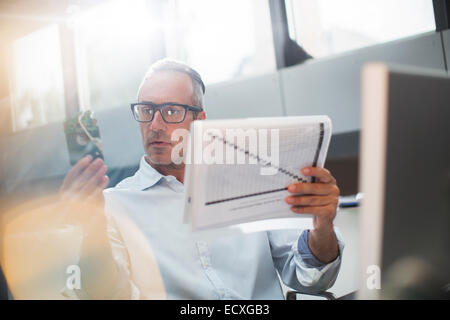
[167,109,180,115]
[143,108,153,114]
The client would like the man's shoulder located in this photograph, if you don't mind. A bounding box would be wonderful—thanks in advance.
[103,175,141,212]
[104,174,140,194]
[115,175,138,189]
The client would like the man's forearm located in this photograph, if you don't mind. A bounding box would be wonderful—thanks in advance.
[79,213,119,299]
[308,225,339,264]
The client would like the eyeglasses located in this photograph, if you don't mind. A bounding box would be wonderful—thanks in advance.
[130,102,203,123]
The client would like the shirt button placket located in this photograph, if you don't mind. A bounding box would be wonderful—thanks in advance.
[196,241,227,299]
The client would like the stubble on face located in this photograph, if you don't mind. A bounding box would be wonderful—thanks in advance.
[138,72,197,170]
[144,130,186,169]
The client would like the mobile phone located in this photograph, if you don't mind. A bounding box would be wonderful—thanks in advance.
[64,110,104,166]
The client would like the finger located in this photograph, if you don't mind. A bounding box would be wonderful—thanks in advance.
[301,167,336,184]
[80,164,108,194]
[84,175,109,199]
[290,204,335,215]
[85,185,106,204]
[285,195,336,207]
[99,175,109,189]
[287,182,339,196]
[73,158,105,190]
[85,176,108,204]
[61,155,92,190]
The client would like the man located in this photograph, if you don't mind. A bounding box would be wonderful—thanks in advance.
[60,59,344,299]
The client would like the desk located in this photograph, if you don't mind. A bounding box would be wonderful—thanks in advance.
[290,206,360,300]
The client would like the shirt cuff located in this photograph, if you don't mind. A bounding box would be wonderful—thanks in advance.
[297,229,327,270]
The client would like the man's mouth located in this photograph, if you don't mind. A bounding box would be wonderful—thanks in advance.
[150,141,171,146]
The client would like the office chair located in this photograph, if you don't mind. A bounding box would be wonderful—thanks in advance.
[285,290,336,300]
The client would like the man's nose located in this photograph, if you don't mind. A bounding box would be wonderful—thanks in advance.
[150,110,167,131]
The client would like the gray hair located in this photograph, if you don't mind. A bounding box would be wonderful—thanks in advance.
[137,58,205,110]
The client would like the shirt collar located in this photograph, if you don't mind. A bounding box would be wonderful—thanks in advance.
[136,155,181,191]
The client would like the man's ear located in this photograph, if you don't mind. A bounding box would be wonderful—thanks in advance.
[196,111,206,120]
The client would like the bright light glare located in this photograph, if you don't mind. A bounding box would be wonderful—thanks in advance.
[316,0,435,41]
[163,0,276,84]
[289,0,436,57]
[11,24,65,131]
[74,0,154,41]
[73,0,158,112]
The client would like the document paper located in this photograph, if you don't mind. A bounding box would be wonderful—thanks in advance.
[183,116,332,231]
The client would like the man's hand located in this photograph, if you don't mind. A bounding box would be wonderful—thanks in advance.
[59,155,109,204]
[58,154,110,241]
[285,167,339,230]
[285,167,340,264]
[59,156,120,298]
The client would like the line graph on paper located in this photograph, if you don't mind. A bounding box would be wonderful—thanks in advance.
[204,123,325,206]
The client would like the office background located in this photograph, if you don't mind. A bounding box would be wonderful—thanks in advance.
[0,0,449,299]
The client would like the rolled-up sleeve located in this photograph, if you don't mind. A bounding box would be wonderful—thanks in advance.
[60,213,140,300]
[268,227,345,294]
[105,213,141,299]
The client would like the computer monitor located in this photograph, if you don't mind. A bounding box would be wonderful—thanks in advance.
[358,63,450,299]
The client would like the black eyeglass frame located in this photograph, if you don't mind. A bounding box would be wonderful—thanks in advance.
[130,101,203,123]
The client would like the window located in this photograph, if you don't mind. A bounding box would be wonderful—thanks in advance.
[74,0,160,112]
[73,0,277,113]
[10,24,65,131]
[285,0,436,58]
[162,0,276,84]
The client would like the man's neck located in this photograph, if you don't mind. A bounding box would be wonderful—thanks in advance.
[145,156,185,184]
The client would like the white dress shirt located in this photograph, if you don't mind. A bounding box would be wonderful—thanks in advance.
[102,155,345,299]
